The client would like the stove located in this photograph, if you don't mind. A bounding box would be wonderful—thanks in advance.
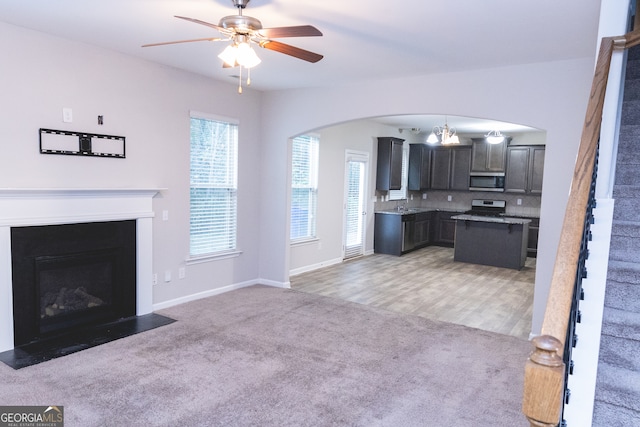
[465,199,506,217]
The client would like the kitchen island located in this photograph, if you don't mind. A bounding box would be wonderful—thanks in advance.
[451,214,531,270]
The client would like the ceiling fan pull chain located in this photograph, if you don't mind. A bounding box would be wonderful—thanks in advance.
[247,66,251,86]
[238,66,243,94]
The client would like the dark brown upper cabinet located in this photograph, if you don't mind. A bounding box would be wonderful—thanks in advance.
[376,137,405,191]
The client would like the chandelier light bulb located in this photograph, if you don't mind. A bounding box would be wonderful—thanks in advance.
[218,44,238,67]
[485,130,506,144]
[236,42,261,68]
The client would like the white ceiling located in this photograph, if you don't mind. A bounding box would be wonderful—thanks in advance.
[0,0,601,93]
[0,0,602,133]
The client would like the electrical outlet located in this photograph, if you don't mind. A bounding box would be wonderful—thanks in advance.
[164,270,171,282]
[447,195,452,202]
[153,273,158,285]
[423,193,427,200]
[178,267,185,279]
[517,198,522,206]
[162,210,169,221]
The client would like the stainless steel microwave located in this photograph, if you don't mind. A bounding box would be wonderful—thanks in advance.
[469,173,505,192]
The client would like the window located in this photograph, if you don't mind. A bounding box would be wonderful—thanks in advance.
[291,134,319,242]
[189,112,238,257]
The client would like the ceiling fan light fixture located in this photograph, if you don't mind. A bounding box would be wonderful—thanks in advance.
[143,0,323,94]
[218,40,261,69]
[218,44,238,67]
[236,41,261,68]
[485,130,506,144]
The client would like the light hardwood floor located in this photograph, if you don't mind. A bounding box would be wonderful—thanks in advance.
[290,246,535,340]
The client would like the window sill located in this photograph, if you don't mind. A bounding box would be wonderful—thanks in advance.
[291,238,319,247]
[185,250,242,265]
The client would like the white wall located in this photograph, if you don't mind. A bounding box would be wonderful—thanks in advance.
[289,120,402,273]
[260,58,595,335]
[0,22,263,307]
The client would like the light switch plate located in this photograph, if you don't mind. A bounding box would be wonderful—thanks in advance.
[62,107,73,123]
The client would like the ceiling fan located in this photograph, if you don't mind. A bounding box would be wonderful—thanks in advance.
[142,0,323,92]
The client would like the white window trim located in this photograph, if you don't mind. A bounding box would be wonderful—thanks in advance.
[290,237,320,247]
[290,133,320,242]
[188,111,239,260]
[185,249,243,265]
[190,110,239,125]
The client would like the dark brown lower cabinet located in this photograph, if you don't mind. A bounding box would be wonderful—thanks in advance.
[527,217,539,257]
[434,211,457,246]
[414,212,432,248]
[374,210,460,256]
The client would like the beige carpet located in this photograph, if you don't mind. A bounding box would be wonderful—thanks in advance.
[0,285,531,426]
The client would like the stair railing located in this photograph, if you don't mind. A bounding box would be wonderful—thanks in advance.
[522,28,640,427]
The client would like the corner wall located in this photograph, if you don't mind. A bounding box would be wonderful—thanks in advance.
[0,22,263,307]
[261,58,595,336]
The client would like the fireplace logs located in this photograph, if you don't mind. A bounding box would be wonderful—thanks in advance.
[41,286,105,318]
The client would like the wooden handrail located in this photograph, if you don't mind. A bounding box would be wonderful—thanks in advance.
[539,34,620,346]
[522,29,635,426]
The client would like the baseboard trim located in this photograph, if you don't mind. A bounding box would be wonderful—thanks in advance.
[152,279,260,311]
[152,278,293,311]
[289,257,343,276]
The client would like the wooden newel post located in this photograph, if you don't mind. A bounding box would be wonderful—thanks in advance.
[522,335,565,427]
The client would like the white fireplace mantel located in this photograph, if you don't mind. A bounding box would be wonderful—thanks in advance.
[0,188,163,352]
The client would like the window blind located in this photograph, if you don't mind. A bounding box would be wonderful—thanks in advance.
[344,159,365,259]
[291,135,319,241]
[189,115,238,256]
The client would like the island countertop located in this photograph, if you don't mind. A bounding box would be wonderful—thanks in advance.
[451,214,532,225]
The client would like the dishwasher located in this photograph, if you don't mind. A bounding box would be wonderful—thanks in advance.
[401,213,416,253]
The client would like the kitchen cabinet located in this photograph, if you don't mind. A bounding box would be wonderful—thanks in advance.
[430,146,471,191]
[430,148,451,190]
[505,145,545,194]
[470,138,508,173]
[527,217,540,257]
[450,147,472,191]
[434,211,457,246]
[376,137,405,191]
[408,144,431,191]
[452,216,530,270]
[375,210,434,255]
[374,212,415,255]
[414,212,432,248]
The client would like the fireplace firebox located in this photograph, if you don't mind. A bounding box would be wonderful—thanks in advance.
[11,220,137,347]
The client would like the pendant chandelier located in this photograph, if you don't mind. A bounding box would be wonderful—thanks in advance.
[427,119,460,145]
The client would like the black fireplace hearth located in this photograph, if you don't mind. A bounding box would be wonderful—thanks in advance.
[11,221,137,346]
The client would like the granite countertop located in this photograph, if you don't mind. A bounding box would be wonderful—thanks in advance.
[451,214,532,225]
[375,208,466,216]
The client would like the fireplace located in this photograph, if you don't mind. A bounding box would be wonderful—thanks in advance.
[0,188,160,353]
[11,221,137,346]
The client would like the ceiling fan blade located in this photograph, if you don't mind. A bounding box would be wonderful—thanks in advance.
[260,40,323,63]
[258,25,322,39]
[174,15,223,32]
[142,37,223,48]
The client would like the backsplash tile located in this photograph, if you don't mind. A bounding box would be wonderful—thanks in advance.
[374,190,541,218]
